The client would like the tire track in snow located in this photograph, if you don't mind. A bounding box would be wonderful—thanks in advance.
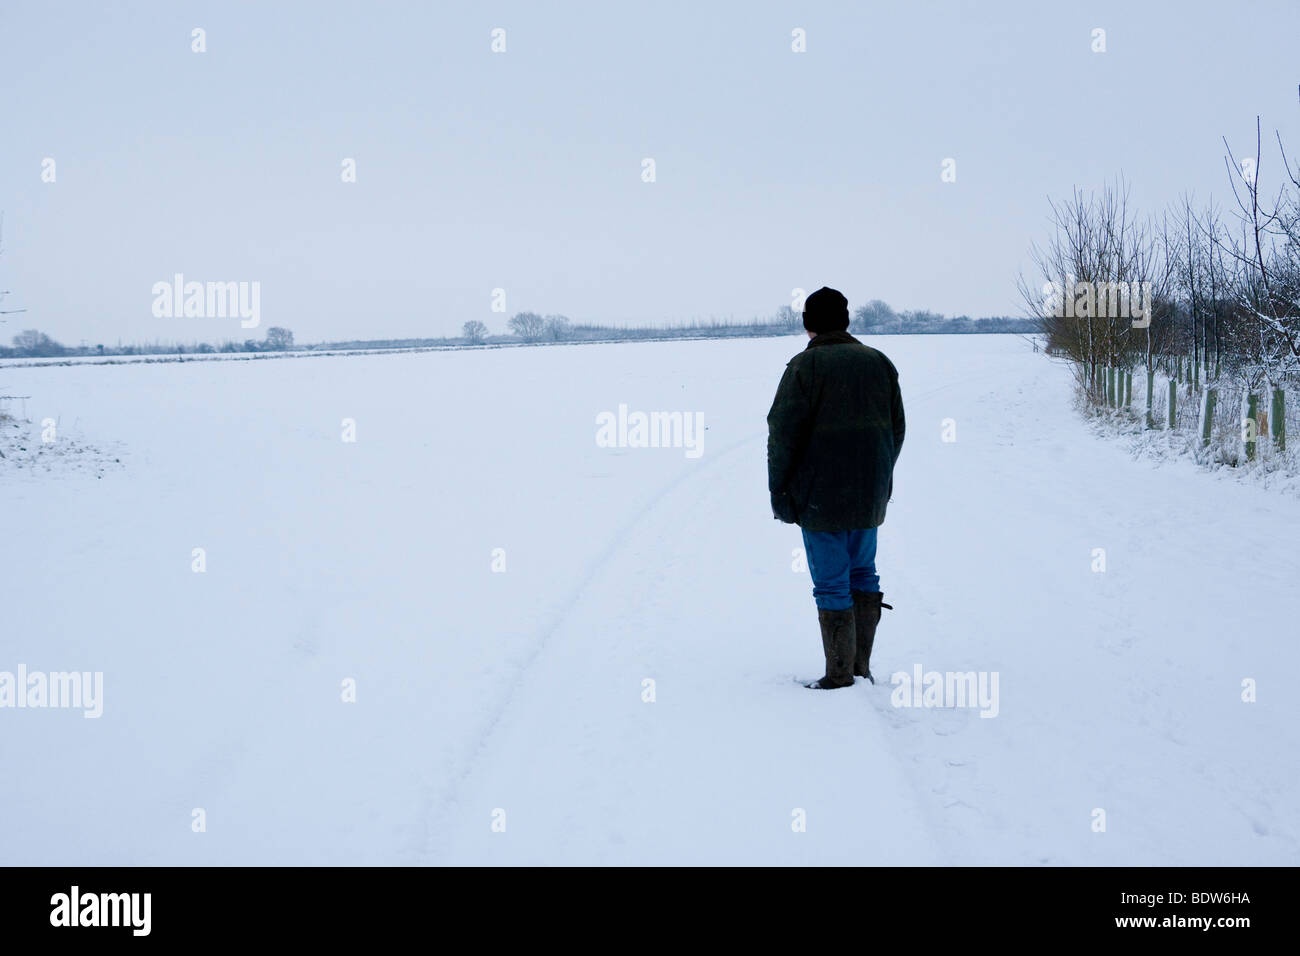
[415,431,765,861]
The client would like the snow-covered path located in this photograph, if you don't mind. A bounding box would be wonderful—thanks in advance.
[426,421,940,866]
[2,334,1297,864]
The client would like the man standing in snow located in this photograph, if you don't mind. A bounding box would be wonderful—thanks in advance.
[767,287,906,689]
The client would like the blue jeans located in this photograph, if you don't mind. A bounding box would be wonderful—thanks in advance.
[801,528,880,610]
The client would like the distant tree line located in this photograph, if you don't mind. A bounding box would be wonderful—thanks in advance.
[2,302,1033,363]
[479,305,1033,344]
[852,301,1033,335]
[1,326,295,359]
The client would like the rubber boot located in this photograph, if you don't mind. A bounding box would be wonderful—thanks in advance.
[851,590,892,683]
[806,607,856,689]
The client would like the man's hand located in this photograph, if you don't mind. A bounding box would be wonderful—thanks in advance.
[771,490,797,524]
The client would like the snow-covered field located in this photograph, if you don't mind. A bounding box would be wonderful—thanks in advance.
[2,334,1297,865]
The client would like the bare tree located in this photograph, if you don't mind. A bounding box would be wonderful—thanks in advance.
[508,312,545,342]
[1019,181,1170,398]
[462,320,488,344]
[264,327,294,350]
[1217,116,1300,388]
[853,300,897,333]
[12,329,65,356]
[543,314,571,341]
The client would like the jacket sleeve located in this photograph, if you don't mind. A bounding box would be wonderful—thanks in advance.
[888,359,905,465]
[767,360,814,521]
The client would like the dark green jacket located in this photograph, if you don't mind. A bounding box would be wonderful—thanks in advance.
[766,331,905,531]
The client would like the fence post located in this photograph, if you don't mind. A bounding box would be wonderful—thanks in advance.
[1245,393,1259,461]
[1125,371,1133,408]
[1272,388,1286,452]
[1168,379,1177,428]
[1200,388,1216,448]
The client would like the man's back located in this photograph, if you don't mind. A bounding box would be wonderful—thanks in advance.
[767,329,905,532]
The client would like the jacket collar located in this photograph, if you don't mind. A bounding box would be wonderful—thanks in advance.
[805,330,862,350]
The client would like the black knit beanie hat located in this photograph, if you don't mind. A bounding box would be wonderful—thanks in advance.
[803,287,850,334]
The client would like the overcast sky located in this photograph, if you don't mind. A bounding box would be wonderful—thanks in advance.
[2,0,1298,346]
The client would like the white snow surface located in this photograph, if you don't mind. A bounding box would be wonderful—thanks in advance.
[2,333,1297,865]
